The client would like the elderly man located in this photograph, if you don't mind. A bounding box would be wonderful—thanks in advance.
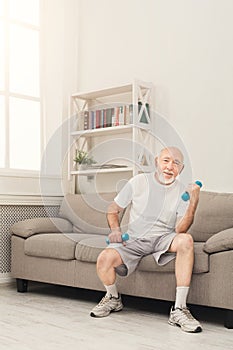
[90,147,202,333]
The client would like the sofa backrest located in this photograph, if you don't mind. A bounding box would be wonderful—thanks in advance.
[59,192,123,235]
[189,191,233,242]
[59,191,233,241]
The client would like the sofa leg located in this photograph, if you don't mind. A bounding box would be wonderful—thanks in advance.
[224,309,233,329]
[16,278,28,293]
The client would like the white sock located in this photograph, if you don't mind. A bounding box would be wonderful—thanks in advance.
[104,284,118,298]
[174,286,189,309]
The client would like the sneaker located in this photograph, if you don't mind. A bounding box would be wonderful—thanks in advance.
[168,307,202,333]
[90,294,123,318]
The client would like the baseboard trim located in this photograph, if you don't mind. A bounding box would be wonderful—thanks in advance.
[0,273,14,284]
[0,194,63,206]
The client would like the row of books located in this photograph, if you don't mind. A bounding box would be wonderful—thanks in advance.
[78,105,133,131]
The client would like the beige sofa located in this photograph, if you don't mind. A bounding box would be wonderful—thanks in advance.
[11,191,233,328]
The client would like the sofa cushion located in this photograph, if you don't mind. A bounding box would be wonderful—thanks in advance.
[59,192,122,235]
[11,217,73,238]
[75,236,107,262]
[24,233,100,260]
[138,243,209,273]
[204,228,233,254]
[189,191,233,242]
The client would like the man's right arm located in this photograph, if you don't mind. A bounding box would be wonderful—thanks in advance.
[107,201,124,243]
[107,178,133,244]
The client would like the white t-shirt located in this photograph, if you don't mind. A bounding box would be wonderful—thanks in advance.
[114,172,189,238]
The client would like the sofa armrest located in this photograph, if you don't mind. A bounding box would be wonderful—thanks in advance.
[11,217,73,238]
[203,228,233,254]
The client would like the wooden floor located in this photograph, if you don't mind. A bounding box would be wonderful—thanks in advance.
[0,282,232,350]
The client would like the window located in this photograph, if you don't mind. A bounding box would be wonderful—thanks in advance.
[0,0,41,172]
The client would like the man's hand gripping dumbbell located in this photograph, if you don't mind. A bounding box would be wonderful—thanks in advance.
[106,229,129,245]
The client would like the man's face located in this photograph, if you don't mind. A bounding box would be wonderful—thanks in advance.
[156,149,184,184]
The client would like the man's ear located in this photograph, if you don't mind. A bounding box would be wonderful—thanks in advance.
[155,157,158,167]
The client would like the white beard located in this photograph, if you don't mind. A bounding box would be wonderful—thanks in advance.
[158,172,175,185]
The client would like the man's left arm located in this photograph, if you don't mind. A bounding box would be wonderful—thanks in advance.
[175,183,201,234]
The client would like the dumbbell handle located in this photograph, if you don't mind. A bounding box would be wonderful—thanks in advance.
[106,232,129,245]
[181,181,202,201]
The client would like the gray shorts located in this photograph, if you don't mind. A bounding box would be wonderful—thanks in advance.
[107,232,177,277]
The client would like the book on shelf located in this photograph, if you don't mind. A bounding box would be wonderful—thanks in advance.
[106,108,112,128]
[119,106,124,125]
[113,106,119,126]
[129,104,133,124]
[89,111,93,129]
[96,110,101,128]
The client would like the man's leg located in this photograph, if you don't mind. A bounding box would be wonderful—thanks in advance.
[90,248,124,318]
[168,233,194,288]
[97,248,123,286]
[167,233,202,333]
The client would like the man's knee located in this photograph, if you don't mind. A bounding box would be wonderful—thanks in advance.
[97,249,122,270]
[176,233,194,252]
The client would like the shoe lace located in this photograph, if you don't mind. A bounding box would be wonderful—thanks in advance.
[97,295,111,307]
[178,308,196,322]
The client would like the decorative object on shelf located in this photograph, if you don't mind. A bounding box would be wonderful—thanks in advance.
[138,100,150,124]
[73,150,96,170]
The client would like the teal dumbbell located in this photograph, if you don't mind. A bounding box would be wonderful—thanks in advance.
[181,181,203,201]
[106,232,129,245]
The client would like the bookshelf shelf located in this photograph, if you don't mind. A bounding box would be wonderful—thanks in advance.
[68,80,155,193]
[71,166,133,176]
[71,84,132,100]
[71,124,133,138]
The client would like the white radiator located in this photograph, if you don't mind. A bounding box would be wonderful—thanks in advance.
[0,204,60,280]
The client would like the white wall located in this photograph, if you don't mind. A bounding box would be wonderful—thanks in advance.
[40,0,79,196]
[77,0,233,193]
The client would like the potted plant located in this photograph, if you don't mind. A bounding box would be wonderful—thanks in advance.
[73,150,96,170]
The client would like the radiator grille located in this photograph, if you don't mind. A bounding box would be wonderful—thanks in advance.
[0,205,60,273]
